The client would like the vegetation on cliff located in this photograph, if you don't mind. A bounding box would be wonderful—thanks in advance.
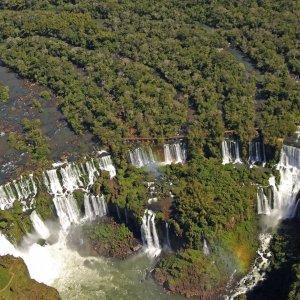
[154,249,224,299]
[151,159,259,297]
[82,218,141,259]
[247,220,300,300]
[0,255,60,299]
[0,202,32,244]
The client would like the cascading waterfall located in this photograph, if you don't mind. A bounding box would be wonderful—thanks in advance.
[90,194,108,218]
[0,232,62,285]
[222,140,242,164]
[257,187,271,215]
[226,234,272,299]
[257,144,300,219]
[30,211,50,240]
[44,170,63,195]
[163,142,186,164]
[141,209,161,257]
[165,222,172,249]
[0,152,115,230]
[0,153,115,296]
[44,169,81,229]
[235,136,300,298]
[0,175,37,210]
[249,141,266,166]
[60,164,84,192]
[203,238,210,256]
[276,144,300,218]
[129,147,156,167]
[129,142,186,167]
[85,160,99,185]
[52,194,81,230]
[0,184,15,210]
[293,198,300,218]
[83,193,94,221]
[98,153,116,178]
[256,176,278,215]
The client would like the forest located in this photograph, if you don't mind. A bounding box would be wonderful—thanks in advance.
[0,0,298,155]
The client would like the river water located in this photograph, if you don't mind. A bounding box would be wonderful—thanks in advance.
[0,63,97,184]
[0,227,183,300]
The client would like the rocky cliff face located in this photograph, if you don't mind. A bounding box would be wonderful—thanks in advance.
[0,255,60,300]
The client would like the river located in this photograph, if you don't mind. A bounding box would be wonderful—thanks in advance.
[0,63,97,184]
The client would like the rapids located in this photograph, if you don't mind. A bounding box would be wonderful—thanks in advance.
[227,130,300,299]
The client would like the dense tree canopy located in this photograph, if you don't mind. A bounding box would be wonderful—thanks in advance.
[1,0,297,155]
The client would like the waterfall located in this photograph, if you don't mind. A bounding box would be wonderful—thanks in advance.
[222,140,242,164]
[44,169,78,229]
[84,194,108,221]
[129,147,156,167]
[98,153,116,178]
[83,194,94,221]
[53,194,80,230]
[203,238,210,255]
[275,144,300,218]
[45,170,63,195]
[60,164,84,192]
[30,211,50,240]
[163,142,186,164]
[249,141,266,166]
[0,184,15,210]
[226,234,272,299]
[0,232,66,285]
[293,198,300,218]
[0,175,37,210]
[116,205,121,219]
[85,160,99,185]
[84,193,108,221]
[141,209,161,257]
[0,152,115,228]
[257,142,300,220]
[165,222,172,249]
[129,143,186,167]
[257,187,272,215]
[257,176,279,215]
[91,194,108,217]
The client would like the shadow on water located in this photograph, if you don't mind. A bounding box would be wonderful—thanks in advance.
[0,63,98,184]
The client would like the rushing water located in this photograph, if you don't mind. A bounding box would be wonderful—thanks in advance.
[256,144,300,220]
[203,238,210,256]
[129,142,186,168]
[221,140,242,164]
[141,209,161,257]
[0,153,116,213]
[0,147,184,299]
[227,131,300,299]
[249,140,266,166]
[0,230,183,300]
[225,234,272,299]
